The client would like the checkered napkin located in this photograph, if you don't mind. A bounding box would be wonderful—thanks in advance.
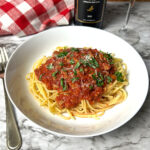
[0,0,74,36]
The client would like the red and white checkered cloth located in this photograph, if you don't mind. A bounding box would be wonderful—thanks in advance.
[0,0,74,36]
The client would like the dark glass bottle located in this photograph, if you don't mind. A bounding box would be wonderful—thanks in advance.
[74,0,107,28]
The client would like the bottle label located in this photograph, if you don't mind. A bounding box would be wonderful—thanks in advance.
[76,0,105,23]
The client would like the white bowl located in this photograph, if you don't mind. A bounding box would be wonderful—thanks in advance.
[5,26,149,137]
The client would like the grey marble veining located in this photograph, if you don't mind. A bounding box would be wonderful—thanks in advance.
[0,2,150,150]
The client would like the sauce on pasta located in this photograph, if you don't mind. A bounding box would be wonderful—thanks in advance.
[34,48,123,109]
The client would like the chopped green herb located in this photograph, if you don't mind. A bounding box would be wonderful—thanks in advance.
[98,72,103,80]
[92,73,104,87]
[92,58,99,67]
[107,76,112,83]
[63,84,67,91]
[89,85,94,90]
[70,59,75,64]
[59,62,64,66]
[96,79,104,87]
[103,53,114,64]
[57,51,69,58]
[60,78,67,91]
[74,62,80,69]
[80,68,84,72]
[52,71,58,77]
[71,47,79,52]
[92,74,97,80]
[80,59,89,67]
[104,53,113,60]
[89,57,99,69]
[71,77,79,83]
[47,64,53,70]
[80,57,99,69]
[74,70,77,76]
[39,73,44,80]
[60,78,64,86]
[115,72,124,82]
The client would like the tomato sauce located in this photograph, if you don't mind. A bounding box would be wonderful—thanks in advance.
[34,48,116,109]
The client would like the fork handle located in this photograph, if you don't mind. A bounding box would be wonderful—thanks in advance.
[3,79,22,150]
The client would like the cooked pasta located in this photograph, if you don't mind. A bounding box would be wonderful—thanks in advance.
[26,47,128,120]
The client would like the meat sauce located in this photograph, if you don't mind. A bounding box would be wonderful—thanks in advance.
[34,48,116,109]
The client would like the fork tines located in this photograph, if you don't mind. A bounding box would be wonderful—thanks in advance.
[0,47,8,71]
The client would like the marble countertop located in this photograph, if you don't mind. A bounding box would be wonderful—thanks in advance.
[0,2,150,150]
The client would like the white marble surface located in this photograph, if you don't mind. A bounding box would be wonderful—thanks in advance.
[0,2,150,150]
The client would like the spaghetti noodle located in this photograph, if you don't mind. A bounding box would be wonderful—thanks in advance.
[26,47,128,120]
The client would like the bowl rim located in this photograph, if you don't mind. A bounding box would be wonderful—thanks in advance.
[4,26,149,137]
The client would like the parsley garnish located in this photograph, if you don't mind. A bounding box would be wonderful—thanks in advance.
[104,53,113,60]
[115,72,124,82]
[89,58,99,69]
[80,59,88,67]
[57,51,69,58]
[92,74,97,80]
[60,78,67,91]
[73,61,80,75]
[47,64,53,70]
[60,78,64,86]
[80,57,99,69]
[70,59,75,64]
[98,72,103,80]
[80,68,84,72]
[104,53,114,64]
[52,71,58,77]
[74,70,77,76]
[107,76,112,83]
[89,85,94,90]
[39,73,44,80]
[59,62,64,66]
[74,62,80,69]
[71,48,79,52]
[71,77,79,83]
[92,73,104,87]
[96,79,104,87]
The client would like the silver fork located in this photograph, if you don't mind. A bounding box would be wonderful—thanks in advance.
[0,47,22,150]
